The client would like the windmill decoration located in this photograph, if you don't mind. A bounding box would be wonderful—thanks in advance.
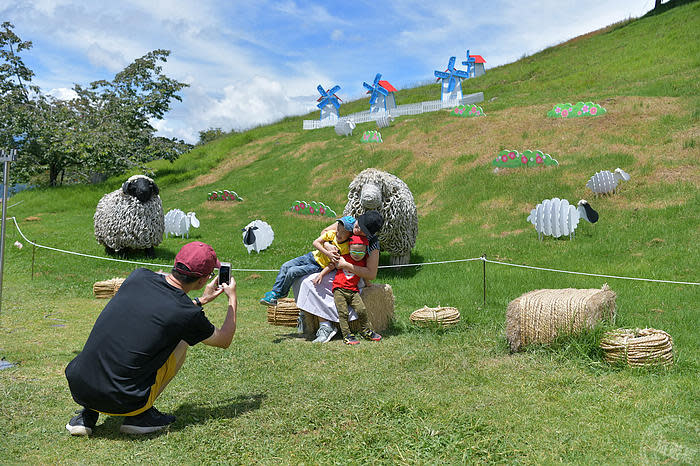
[434,56,470,103]
[317,84,342,121]
[462,49,476,78]
[363,73,398,113]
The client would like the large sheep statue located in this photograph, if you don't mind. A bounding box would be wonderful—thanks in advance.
[94,175,164,257]
[343,168,418,265]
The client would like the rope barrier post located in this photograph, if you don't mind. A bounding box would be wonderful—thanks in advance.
[0,149,18,314]
[31,243,36,280]
[482,254,487,307]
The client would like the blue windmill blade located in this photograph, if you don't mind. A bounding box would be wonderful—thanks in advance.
[453,69,470,79]
[317,98,329,109]
[447,76,457,93]
[447,56,456,72]
[330,96,341,109]
[317,85,328,97]
[327,85,341,96]
[434,70,450,79]
[373,73,382,86]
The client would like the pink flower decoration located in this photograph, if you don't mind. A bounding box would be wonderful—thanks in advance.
[582,105,589,112]
[577,111,582,116]
[561,110,569,117]
[501,155,508,162]
[590,107,597,115]
[309,208,315,214]
[555,107,561,113]
[508,151,517,159]
[300,203,306,209]
[319,207,326,215]
[535,155,543,164]
[521,155,529,164]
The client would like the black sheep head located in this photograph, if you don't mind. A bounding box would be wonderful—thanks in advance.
[242,226,258,245]
[122,177,159,203]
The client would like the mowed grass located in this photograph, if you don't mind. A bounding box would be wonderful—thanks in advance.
[2,3,700,464]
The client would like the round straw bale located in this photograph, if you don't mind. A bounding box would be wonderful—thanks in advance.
[506,284,616,352]
[600,328,673,367]
[93,278,126,299]
[266,298,301,327]
[301,284,395,339]
[410,306,460,328]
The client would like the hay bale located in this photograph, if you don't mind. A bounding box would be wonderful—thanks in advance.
[301,284,395,339]
[93,278,126,299]
[506,284,616,352]
[267,298,300,327]
[410,306,460,328]
[600,328,673,367]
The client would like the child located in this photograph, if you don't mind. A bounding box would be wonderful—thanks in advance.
[328,235,382,345]
[260,216,355,306]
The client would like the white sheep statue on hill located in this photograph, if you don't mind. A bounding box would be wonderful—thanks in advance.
[343,168,418,265]
[164,209,199,238]
[94,175,164,257]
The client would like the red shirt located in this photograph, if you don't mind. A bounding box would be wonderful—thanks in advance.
[332,253,366,292]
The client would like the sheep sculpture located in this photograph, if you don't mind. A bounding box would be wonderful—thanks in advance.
[164,209,199,238]
[94,175,164,256]
[242,220,275,254]
[343,168,418,265]
[586,168,630,196]
[527,198,598,241]
[334,119,356,137]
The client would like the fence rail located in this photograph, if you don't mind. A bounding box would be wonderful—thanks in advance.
[302,92,484,130]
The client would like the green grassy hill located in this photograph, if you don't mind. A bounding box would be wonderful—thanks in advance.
[2,2,699,463]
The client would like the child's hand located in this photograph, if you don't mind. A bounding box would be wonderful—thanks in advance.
[312,274,322,285]
[337,257,350,270]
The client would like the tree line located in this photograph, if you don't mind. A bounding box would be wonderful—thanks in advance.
[0,22,192,186]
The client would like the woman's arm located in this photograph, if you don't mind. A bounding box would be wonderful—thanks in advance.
[336,249,379,280]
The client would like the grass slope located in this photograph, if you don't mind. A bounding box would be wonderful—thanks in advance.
[2,3,699,464]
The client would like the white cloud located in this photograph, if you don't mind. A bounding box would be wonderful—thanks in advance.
[47,87,78,100]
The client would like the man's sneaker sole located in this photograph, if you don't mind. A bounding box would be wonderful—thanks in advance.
[66,423,92,436]
[119,424,170,435]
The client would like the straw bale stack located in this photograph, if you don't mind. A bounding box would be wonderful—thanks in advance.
[506,284,616,352]
[600,328,673,367]
[267,298,301,327]
[93,278,126,299]
[410,306,460,328]
[301,284,395,339]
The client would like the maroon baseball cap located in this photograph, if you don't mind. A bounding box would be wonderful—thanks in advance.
[173,241,221,277]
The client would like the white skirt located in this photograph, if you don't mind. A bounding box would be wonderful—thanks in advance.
[292,271,362,322]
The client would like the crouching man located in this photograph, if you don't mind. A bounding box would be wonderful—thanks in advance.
[65,241,237,436]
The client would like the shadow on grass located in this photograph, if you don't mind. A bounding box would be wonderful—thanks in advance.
[376,251,426,280]
[95,393,266,439]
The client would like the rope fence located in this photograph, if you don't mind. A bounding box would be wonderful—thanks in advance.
[9,217,699,291]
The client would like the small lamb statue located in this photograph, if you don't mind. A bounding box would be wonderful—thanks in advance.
[164,209,200,238]
[586,168,630,196]
[242,220,274,254]
[94,175,164,256]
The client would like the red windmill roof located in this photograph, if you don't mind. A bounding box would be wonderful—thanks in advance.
[470,55,486,63]
[378,80,397,92]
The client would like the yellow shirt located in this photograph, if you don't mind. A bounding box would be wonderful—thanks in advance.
[312,230,350,268]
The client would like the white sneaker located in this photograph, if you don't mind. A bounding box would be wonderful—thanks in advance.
[312,325,337,343]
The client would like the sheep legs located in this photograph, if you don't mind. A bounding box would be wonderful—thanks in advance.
[390,253,411,266]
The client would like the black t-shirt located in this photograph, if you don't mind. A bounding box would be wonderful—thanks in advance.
[65,268,215,414]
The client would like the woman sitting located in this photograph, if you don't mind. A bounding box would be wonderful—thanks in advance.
[293,211,383,343]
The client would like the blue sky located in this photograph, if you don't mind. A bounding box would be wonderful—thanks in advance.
[2,0,656,143]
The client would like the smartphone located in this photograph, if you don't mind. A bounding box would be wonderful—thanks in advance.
[218,262,231,285]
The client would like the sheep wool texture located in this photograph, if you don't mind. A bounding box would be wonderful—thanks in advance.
[343,168,418,265]
[94,175,165,251]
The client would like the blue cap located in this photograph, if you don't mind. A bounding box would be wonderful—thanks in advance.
[337,215,356,231]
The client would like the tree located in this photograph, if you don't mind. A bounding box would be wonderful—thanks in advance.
[0,23,191,186]
[197,127,227,145]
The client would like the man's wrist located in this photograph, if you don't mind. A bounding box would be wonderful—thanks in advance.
[194,297,204,307]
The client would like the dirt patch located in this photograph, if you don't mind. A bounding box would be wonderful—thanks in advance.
[289,141,329,160]
[200,201,244,212]
[448,213,468,226]
[492,228,527,238]
[449,237,464,245]
[182,152,260,190]
[25,216,40,222]
[649,165,700,185]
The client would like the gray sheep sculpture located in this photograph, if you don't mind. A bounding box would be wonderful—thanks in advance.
[343,168,418,265]
[94,175,164,257]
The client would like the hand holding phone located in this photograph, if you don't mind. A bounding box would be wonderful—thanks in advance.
[218,262,231,285]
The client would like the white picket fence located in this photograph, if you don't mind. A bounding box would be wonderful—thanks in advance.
[302,92,484,130]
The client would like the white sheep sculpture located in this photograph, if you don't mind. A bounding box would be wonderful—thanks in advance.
[586,168,630,196]
[94,175,164,256]
[334,119,356,137]
[242,220,275,254]
[164,209,200,238]
[343,168,418,265]
[527,198,599,241]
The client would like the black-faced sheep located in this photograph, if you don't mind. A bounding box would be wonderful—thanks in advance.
[94,175,164,256]
[343,168,418,265]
